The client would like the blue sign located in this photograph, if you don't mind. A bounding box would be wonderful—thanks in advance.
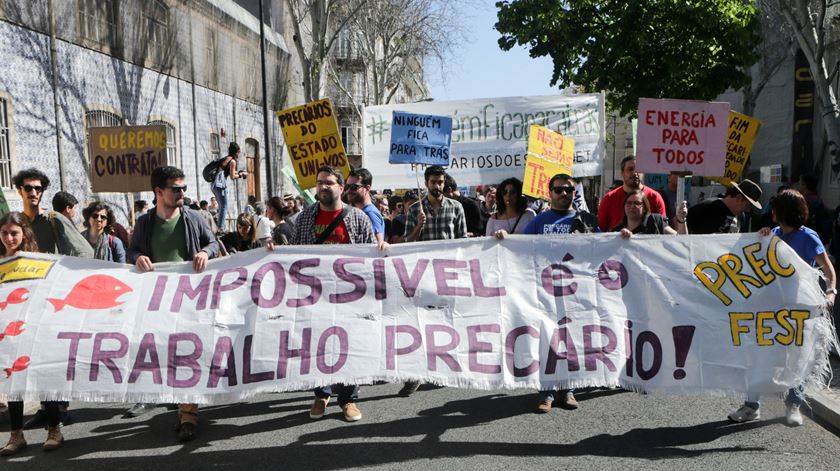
[388,111,452,165]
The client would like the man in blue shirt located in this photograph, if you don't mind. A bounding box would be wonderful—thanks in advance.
[345,168,385,244]
[498,173,598,412]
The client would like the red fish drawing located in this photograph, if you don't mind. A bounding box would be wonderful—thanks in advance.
[0,288,29,310]
[4,356,30,378]
[0,320,25,341]
[47,275,132,312]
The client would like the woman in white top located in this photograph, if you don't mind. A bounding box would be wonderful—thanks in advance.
[486,177,536,237]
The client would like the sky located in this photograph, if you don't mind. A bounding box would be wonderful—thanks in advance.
[426,1,560,101]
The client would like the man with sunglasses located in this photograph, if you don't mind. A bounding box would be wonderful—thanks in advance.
[597,155,666,232]
[127,165,219,442]
[345,168,385,244]
[499,173,598,412]
[15,169,94,259]
[12,169,93,437]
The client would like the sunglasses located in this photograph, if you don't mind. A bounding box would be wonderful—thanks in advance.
[345,183,363,191]
[551,186,574,195]
[21,184,43,194]
[168,185,188,194]
[90,214,109,221]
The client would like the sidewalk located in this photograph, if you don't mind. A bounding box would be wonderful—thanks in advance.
[808,354,840,432]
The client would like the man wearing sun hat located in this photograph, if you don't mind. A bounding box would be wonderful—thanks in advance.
[686,179,762,234]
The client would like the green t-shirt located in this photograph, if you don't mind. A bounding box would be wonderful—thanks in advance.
[151,213,188,263]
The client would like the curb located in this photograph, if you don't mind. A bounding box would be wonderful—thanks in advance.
[807,390,840,432]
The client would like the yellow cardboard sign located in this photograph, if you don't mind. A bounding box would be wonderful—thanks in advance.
[0,256,55,284]
[89,125,168,193]
[277,99,350,190]
[523,125,575,199]
[710,111,761,185]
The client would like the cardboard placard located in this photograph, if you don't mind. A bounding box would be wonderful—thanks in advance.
[277,99,349,190]
[635,98,729,176]
[523,125,574,199]
[89,125,168,193]
[388,112,453,165]
[709,111,761,186]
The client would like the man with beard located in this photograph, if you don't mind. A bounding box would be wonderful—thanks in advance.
[127,165,219,442]
[597,155,666,231]
[345,167,385,244]
[400,165,467,396]
[290,165,380,422]
[497,174,598,411]
[404,165,467,243]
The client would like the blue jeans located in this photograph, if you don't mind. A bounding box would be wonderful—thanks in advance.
[211,185,227,230]
[745,384,804,409]
[314,384,359,406]
[538,389,575,402]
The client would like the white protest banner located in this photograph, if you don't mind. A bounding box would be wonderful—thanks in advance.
[636,98,730,176]
[0,235,832,404]
[363,94,605,189]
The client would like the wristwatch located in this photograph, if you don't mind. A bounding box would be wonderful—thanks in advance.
[826,288,838,295]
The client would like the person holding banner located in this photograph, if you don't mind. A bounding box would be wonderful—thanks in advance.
[497,173,598,411]
[616,190,687,238]
[290,165,381,422]
[345,168,386,244]
[0,212,65,455]
[219,213,262,254]
[126,166,219,441]
[486,178,535,236]
[597,156,666,232]
[687,180,762,234]
[729,189,836,426]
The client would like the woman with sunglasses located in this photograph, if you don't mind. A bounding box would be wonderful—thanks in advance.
[615,190,687,238]
[81,202,126,263]
[220,213,261,254]
[0,212,65,455]
[486,177,536,237]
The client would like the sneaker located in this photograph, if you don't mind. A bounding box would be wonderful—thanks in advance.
[536,399,553,413]
[342,403,362,422]
[398,381,421,397]
[23,409,47,430]
[177,422,197,442]
[558,392,579,410]
[42,426,63,451]
[728,404,760,423]
[309,397,329,420]
[0,430,26,457]
[786,404,803,426]
[123,403,157,418]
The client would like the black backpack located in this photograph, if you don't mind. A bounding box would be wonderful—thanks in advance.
[202,157,225,183]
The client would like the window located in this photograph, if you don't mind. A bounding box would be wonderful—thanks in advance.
[144,0,169,67]
[210,132,220,161]
[353,72,365,105]
[335,28,351,59]
[85,109,123,166]
[340,117,358,155]
[78,0,116,46]
[338,71,352,106]
[148,119,178,168]
[0,97,13,190]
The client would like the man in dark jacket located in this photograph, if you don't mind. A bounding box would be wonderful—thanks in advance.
[126,166,219,442]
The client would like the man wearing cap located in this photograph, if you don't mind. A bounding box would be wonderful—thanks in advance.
[284,192,302,226]
[687,179,762,234]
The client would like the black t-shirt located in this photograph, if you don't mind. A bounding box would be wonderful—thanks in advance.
[220,232,261,253]
[687,199,738,234]
[391,214,406,240]
[613,213,670,234]
[457,195,483,236]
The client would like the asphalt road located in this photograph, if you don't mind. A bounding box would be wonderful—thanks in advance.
[3,383,840,470]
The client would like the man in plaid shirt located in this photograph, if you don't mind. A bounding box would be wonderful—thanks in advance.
[403,165,467,242]
[400,166,467,396]
[290,165,383,422]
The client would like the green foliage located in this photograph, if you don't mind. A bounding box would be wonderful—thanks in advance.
[495,0,761,116]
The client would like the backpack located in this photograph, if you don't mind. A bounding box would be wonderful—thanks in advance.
[202,157,226,183]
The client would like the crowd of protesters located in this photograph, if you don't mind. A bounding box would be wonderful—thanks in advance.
[0,149,838,454]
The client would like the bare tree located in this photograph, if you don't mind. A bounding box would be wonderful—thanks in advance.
[763,0,840,175]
